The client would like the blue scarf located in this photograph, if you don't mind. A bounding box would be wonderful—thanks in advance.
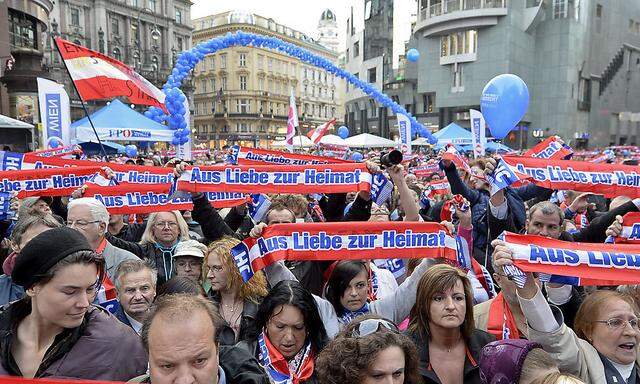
[338,302,370,325]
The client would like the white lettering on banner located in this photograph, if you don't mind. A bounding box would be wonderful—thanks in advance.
[508,242,640,270]
[509,162,640,188]
[533,142,562,159]
[187,168,364,186]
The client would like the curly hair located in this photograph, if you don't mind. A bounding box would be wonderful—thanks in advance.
[316,315,420,384]
[270,194,308,218]
[203,236,268,302]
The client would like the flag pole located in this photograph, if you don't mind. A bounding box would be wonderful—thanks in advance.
[53,37,109,160]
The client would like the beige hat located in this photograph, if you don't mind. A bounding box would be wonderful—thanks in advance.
[172,239,208,259]
[18,196,53,217]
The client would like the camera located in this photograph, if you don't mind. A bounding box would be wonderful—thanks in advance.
[379,150,403,168]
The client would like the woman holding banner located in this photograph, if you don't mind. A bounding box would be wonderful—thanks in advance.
[238,280,329,384]
[493,245,640,384]
[406,264,494,384]
[205,236,268,345]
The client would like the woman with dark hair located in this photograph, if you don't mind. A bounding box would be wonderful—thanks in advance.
[0,227,147,380]
[238,280,329,384]
[316,315,421,384]
[406,264,494,384]
[323,258,436,326]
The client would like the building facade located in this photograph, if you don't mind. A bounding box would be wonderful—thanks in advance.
[44,0,193,120]
[343,0,430,140]
[317,9,340,52]
[414,0,640,148]
[191,11,343,149]
[0,0,54,150]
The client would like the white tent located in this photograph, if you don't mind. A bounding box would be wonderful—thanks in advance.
[412,137,433,146]
[271,135,314,148]
[319,134,347,146]
[344,133,397,148]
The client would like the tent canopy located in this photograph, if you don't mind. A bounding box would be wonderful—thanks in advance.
[344,133,397,148]
[319,134,347,146]
[0,114,34,130]
[72,99,174,142]
[411,137,433,146]
[271,135,314,148]
[433,123,473,145]
[486,141,513,153]
[77,141,126,156]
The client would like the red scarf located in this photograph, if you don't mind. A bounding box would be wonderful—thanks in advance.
[486,293,520,340]
[260,332,315,384]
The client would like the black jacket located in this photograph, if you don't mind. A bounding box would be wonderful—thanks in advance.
[210,293,260,346]
[407,328,495,384]
[236,339,319,384]
[190,193,240,243]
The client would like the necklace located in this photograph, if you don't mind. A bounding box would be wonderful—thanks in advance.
[223,301,240,313]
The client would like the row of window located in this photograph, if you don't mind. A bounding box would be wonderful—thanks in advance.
[193,99,336,118]
[344,41,360,63]
[194,124,273,134]
[629,19,640,35]
[70,0,167,27]
[348,93,435,117]
[440,30,477,58]
[195,74,336,100]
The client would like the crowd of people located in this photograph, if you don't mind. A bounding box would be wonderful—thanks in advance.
[0,145,638,384]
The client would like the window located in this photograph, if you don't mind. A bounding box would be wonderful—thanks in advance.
[239,53,246,67]
[258,77,264,91]
[176,37,183,51]
[291,63,296,76]
[369,99,377,117]
[440,30,477,57]
[577,78,591,110]
[452,64,464,91]
[257,54,264,69]
[175,9,183,24]
[132,0,138,6]
[221,76,227,90]
[201,79,207,93]
[210,78,216,91]
[331,90,335,100]
[268,58,273,71]
[112,47,122,61]
[303,85,308,95]
[220,54,227,69]
[239,75,247,90]
[236,123,249,132]
[304,67,308,79]
[596,3,602,32]
[353,42,360,57]
[111,17,119,35]
[596,3,602,17]
[148,0,157,12]
[346,49,350,62]
[422,93,435,113]
[209,56,215,70]
[236,99,250,113]
[368,67,377,83]
[71,8,80,26]
[553,0,567,19]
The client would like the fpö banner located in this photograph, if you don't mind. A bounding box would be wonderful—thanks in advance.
[500,232,640,285]
[489,155,640,198]
[177,163,372,194]
[230,222,458,282]
[227,145,349,166]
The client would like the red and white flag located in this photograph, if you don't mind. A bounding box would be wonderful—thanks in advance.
[307,118,336,145]
[53,37,166,109]
[286,89,298,152]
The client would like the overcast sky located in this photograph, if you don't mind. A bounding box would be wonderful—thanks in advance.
[191,0,352,51]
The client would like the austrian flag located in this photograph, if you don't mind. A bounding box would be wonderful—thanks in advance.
[54,37,166,109]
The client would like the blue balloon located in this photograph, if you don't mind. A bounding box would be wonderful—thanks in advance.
[351,152,363,162]
[480,74,530,140]
[125,144,137,158]
[171,138,180,146]
[406,49,420,62]
[338,126,349,139]
[48,137,61,148]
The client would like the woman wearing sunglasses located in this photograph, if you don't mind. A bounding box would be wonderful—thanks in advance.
[238,280,329,384]
[316,315,420,384]
[407,264,495,384]
[494,248,640,383]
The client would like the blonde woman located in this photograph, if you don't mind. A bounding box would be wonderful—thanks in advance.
[106,211,190,284]
[204,236,268,345]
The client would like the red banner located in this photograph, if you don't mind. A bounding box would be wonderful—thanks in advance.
[228,146,349,166]
[523,136,573,160]
[231,222,458,282]
[177,163,372,194]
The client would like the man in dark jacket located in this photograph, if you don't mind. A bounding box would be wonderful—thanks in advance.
[133,293,268,384]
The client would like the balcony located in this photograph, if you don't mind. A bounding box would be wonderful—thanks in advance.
[416,0,508,37]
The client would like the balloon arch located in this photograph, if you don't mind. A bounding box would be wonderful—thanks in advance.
[144,31,437,146]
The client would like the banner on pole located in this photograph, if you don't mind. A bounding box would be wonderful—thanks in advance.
[37,78,72,149]
[469,109,486,159]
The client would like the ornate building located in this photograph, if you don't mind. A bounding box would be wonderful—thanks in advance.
[192,10,344,149]
[44,0,192,119]
[317,9,339,52]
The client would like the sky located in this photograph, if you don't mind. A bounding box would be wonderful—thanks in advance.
[191,0,352,51]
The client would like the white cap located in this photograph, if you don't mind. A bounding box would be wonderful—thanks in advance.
[172,240,208,259]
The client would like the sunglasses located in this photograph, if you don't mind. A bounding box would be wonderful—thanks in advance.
[351,319,399,338]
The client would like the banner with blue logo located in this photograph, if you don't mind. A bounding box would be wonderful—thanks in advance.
[37,78,72,149]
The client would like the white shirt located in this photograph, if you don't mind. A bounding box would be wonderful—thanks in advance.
[370,262,399,299]
[125,312,143,335]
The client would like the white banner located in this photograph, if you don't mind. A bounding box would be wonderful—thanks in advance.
[470,109,486,158]
[397,113,412,157]
[37,78,72,149]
